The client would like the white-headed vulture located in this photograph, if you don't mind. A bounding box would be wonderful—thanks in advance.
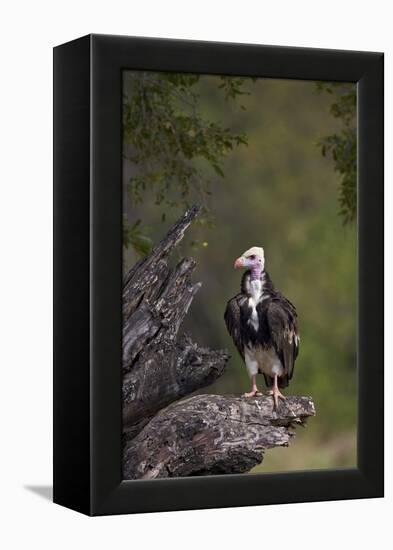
[224,246,299,409]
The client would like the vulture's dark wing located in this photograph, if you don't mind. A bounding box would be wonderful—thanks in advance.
[266,298,299,382]
[224,294,245,360]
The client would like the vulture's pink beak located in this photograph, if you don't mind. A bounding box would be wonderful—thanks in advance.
[234,257,244,269]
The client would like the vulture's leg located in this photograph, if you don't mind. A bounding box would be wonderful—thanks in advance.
[243,374,259,398]
[243,353,261,397]
[269,375,285,410]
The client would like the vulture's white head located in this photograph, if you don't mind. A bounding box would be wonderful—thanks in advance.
[234,246,265,271]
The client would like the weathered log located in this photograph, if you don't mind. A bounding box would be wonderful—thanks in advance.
[123,336,228,440]
[122,206,229,439]
[123,394,316,479]
[123,204,201,324]
[122,256,201,373]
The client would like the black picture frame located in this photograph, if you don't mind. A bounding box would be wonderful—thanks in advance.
[53,34,384,516]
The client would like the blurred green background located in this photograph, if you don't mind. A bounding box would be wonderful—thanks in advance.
[123,73,357,473]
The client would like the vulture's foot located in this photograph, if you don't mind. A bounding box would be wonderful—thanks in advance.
[266,388,286,410]
[243,389,262,398]
[243,375,262,398]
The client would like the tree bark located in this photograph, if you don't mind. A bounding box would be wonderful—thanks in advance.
[122,205,229,439]
[123,337,228,440]
[123,394,316,479]
[122,205,316,476]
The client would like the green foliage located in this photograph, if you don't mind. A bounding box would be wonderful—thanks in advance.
[316,82,357,224]
[123,72,248,255]
[123,218,152,257]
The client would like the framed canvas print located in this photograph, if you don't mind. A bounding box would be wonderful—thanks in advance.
[53,34,384,516]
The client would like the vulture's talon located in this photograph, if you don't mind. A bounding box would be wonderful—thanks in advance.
[243,390,259,398]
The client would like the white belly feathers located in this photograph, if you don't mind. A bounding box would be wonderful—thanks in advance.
[244,346,284,378]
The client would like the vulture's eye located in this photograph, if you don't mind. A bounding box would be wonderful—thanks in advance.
[249,255,256,260]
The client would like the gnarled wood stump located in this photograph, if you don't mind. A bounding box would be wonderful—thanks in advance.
[122,205,315,479]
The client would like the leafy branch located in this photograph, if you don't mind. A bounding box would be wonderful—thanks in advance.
[123,72,249,256]
[316,82,357,224]
[123,218,153,257]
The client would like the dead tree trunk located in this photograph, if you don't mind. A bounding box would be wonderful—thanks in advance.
[122,206,315,477]
[123,394,315,479]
